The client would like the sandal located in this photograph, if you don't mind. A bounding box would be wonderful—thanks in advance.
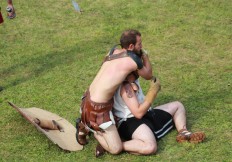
[176,129,205,143]
[6,6,16,19]
[76,118,89,145]
[95,143,105,158]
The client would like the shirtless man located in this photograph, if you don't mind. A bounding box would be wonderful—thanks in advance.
[76,29,153,156]
[113,73,206,155]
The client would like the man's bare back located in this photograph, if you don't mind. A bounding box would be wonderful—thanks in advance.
[89,49,138,102]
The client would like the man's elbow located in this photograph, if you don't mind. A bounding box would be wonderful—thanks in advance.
[142,74,153,80]
[141,70,153,80]
[146,74,153,80]
[134,113,143,119]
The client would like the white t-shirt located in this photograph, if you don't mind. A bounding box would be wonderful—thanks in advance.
[113,79,147,126]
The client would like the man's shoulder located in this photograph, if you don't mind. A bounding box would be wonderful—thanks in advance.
[113,48,126,54]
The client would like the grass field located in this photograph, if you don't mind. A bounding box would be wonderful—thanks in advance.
[0,0,231,161]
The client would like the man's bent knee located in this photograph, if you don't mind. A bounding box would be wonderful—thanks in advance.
[108,145,123,154]
[174,101,185,112]
[141,142,157,155]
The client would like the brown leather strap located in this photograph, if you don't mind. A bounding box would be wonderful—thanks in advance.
[178,128,188,134]
[103,51,128,62]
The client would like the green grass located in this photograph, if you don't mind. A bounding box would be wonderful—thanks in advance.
[0,0,231,161]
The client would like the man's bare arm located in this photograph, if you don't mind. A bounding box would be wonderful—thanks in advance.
[121,86,151,119]
[137,50,153,80]
[121,77,161,119]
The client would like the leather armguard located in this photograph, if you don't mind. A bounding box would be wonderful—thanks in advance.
[145,77,161,104]
[127,50,143,69]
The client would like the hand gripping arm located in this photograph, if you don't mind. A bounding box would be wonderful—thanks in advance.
[144,76,161,105]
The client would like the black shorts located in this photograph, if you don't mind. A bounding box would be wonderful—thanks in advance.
[118,109,174,140]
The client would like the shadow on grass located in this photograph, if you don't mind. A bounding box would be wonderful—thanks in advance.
[154,85,231,126]
[0,46,85,91]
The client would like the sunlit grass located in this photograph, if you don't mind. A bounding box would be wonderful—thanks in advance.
[0,0,231,161]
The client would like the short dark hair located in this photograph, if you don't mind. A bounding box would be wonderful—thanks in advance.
[120,29,141,49]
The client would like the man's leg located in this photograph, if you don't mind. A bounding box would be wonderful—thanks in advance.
[155,101,187,131]
[123,124,157,155]
[94,124,122,155]
[155,101,205,143]
[6,0,16,19]
[7,0,13,5]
